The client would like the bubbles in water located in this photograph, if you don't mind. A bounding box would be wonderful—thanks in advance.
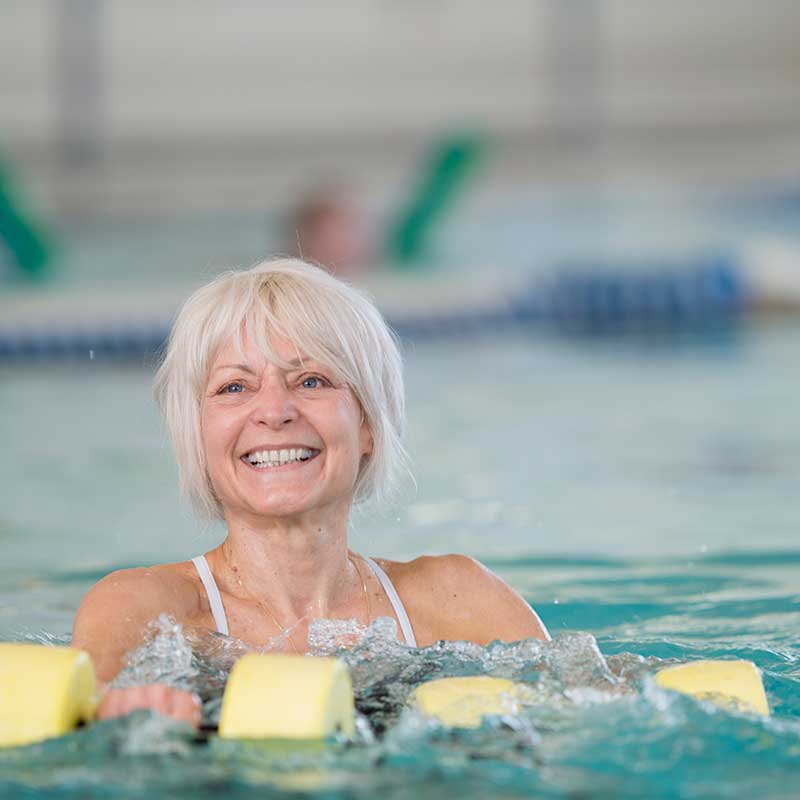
[99,612,673,740]
[307,615,370,654]
[18,630,71,647]
[111,614,199,692]
[114,712,195,757]
[541,632,619,689]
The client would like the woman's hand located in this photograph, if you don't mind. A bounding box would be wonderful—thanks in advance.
[96,685,202,728]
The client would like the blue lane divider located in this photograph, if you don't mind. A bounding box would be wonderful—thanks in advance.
[0,326,171,362]
[536,256,747,333]
[394,256,747,338]
[0,257,748,361]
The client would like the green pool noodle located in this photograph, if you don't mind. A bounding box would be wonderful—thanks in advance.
[0,157,54,278]
[386,133,484,267]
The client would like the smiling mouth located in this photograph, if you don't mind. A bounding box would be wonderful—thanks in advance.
[242,447,320,469]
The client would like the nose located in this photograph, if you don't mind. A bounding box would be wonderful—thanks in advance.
[250,377,299,429]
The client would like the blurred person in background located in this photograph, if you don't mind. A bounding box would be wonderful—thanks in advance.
[285,184,372,281]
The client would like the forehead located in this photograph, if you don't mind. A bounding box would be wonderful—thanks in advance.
[212,331,304,364]
[207,329,341,381]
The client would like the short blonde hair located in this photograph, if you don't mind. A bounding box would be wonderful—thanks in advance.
[154,258,408,520]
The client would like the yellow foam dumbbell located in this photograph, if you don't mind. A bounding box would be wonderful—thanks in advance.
[219,653,355,740]
[409,675,536,728]
[654,659,769,716]
[0,643,98,748]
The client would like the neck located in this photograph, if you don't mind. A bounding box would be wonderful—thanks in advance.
[207,505,360,622]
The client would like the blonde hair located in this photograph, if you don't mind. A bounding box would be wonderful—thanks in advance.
[154,258,408,520]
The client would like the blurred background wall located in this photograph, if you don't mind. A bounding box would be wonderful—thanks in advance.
[2,1,800,570]
[3,0,800,218]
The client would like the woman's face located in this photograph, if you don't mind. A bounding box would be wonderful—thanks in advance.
[201,332,373,523]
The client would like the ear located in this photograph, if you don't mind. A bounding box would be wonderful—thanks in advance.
[359,413,374,458]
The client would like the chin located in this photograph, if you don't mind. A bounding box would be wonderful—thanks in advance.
[245,490,322,519]
[244,491,352,522]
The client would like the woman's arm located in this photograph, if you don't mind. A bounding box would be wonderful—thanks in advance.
[72,567,201,726]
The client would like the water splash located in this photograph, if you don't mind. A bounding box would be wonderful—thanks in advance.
[112,614,200,691]
[3,616,799,800]
[105,615,644,736]
[16,630,72,647]
[307,614,370,654]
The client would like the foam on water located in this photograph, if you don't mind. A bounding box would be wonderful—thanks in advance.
[92,611,639,737]
[2,604,799,799]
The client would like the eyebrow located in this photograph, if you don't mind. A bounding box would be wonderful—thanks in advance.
[211,363,259,375]
[210,357,318,375]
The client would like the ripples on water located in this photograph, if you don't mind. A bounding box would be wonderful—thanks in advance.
[2,551,799,799]
[3,579,800,799]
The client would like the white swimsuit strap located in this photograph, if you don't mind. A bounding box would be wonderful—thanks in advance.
[191,555,229,636]
[364,557,417,647]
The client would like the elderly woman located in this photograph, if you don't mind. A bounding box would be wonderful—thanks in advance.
[72,259,548,725]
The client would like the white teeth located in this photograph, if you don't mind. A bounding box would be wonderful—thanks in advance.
[245,447,316,467]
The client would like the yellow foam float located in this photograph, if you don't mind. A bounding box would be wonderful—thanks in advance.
[409,675,537,728]
[218,653,355,740]
[0,643,769,748]
[654,659,769,716]
[0,643,97,748]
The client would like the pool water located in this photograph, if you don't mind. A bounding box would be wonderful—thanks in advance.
[1,316,799,798]
[1,554,799,799]
[3,324,799,573]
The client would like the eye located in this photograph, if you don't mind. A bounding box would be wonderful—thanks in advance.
[300,374,329,390]
[219,381,245,394]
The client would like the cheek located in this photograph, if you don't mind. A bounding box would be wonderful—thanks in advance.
[200,406,215,452]
[333,401,367,451]
[201,405,236,464]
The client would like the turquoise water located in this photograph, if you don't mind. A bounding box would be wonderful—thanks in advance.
[1,554,798,799]
[1,319,799,797]
[2,186,800,796]
[3,325,799,572]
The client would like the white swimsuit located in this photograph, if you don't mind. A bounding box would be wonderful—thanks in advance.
[191,554,417,647]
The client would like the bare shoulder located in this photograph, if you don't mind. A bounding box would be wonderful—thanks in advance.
[375,554,550,647]
[72,562,199,683]
[75,562,198,613]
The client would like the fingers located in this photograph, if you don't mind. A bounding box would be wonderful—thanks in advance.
[96,685,202,728]
[170,688,203,728]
